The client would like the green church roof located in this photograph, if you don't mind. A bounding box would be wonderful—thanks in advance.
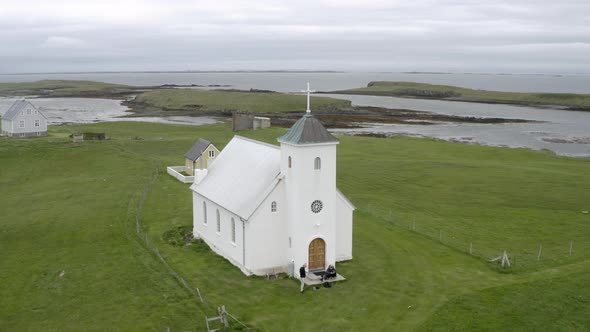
[277,114,338,145]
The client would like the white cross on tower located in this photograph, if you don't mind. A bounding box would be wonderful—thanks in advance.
[301,82,316,113]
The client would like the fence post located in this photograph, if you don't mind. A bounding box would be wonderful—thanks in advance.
[569,241,573,256]
[220,305,229,328]
[501,250,511,268]
[196,288,204,303]
[537,244,542,261]
[469,242,473,255]
[439,230,443,242]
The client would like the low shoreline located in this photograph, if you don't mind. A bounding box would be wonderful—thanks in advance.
[0,80,537,129]
[323,90,590,112]
[122,99,534,129]
[325,81,590,112]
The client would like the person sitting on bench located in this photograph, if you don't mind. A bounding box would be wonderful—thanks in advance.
[323,265,337,280]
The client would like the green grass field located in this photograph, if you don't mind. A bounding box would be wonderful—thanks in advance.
[1,122,589,330]
[0,80,137,98]
[332,81,590,110]
[132,89,351,113]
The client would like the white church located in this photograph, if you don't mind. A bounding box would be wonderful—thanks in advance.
[190,86,355,276]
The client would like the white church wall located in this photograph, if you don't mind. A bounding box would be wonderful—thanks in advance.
[244,182,289,275]
[335,194,353,261]
[193,193,247,273]
[280,142,338,271]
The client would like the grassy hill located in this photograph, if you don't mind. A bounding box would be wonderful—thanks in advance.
[131,89,351,114]
[419,270,590,331]
[331,81,590,110]
[1,122,589,330]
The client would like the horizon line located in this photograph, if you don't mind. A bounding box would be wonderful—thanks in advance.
[0,70,588,77]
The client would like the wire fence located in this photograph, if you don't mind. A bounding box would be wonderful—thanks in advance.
[129,164,583,328]
[131,165,250,331]
[366,203,587,272]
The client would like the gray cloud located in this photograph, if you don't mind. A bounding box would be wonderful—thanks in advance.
[0,0,589,73]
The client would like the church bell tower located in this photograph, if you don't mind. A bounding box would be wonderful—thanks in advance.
[277,83,339,272]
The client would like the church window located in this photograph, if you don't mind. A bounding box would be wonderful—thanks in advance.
[208,150,215,158]
[216,209,221,233]
[19,120,25,128]
[27,109,32,115]
[271,201,277,212]
[231,218,236,243]
[314,157,321,170]
[203,202,207,224]
[35,120,40,127]
[311,200,323,213]
[288,156,292,168]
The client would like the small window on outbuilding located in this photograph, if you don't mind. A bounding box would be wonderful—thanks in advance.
[314,157,321,170]
[231,218,236,243]
[271,201,277,212]
[288,156,292,168]
[203,202,208,224]
[209,150,215,158]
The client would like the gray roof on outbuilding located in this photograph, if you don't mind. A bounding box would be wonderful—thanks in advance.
[277,114,338,145]
[185,138,212,161]
[3,100,42,120]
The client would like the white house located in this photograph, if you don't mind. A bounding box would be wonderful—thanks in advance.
[1,100,48,137]
[190,88,355,276]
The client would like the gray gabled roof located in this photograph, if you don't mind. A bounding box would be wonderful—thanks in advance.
[3,100,43,120]
[277,114,338,145]
[190,136,281,219]
[185,138,212,161]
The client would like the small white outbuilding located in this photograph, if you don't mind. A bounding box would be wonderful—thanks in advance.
[1,100,48,137]
[191,108,355,276]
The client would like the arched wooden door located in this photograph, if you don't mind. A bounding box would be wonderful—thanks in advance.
[308,238,326,270]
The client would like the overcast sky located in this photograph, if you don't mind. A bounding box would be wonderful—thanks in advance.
[1,0,589,73]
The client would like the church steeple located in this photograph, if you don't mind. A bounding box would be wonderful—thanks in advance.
[277,83,338,145]
[278,83,340,272]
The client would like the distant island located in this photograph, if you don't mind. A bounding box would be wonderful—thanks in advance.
[326,81,590,111]
[2,70,345,75]
[401,71,570,77]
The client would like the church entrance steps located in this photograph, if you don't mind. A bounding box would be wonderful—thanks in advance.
[303,272,346,286]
